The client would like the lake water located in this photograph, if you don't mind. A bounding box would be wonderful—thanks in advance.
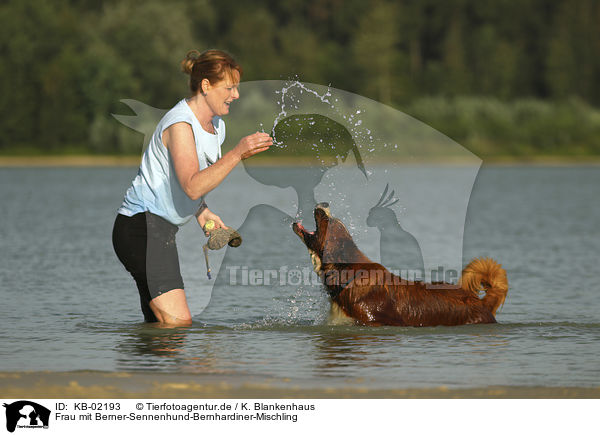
[0,165,599,390]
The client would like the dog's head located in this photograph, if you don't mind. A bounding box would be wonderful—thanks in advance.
[292,202,364,275]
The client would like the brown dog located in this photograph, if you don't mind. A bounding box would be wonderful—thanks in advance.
[293,203,508,327]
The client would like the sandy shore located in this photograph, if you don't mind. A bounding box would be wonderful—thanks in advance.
[1,371,598,399]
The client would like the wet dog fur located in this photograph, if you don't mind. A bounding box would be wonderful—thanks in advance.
[292,203,508,327]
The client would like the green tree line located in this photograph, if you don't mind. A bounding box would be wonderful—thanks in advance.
[1,0,600,157]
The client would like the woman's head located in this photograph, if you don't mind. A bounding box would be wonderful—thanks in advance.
[182,49,242,116]
[181,49,242,95]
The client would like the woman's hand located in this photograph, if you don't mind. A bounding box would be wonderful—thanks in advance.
[234,132,273,160]
[196,207,228,236]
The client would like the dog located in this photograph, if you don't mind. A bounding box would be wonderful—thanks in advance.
[292,203,508,327]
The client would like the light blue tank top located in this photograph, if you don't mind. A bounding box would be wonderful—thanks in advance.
[117,99,225,225]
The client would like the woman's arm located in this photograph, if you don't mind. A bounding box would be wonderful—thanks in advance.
[164,122,272,201]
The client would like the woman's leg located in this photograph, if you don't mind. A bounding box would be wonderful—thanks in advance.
[113,213,158,323]
[149,289,192,326]
[113,212,191,325]
[144,212,191,326]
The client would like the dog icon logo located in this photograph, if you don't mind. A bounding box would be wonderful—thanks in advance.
[3,401,50,433]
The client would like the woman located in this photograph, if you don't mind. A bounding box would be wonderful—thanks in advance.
[112,49,272,326]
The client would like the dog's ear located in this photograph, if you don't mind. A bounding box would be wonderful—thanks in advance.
[323,235,363,264]
[315,218,329,251]
[321,219,348,263]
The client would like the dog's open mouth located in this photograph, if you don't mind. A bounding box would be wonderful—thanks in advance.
[292,221,322,273]
[292,202,331,274]
[292,221,314,237]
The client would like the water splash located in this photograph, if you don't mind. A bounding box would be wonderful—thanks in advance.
[270,80,334,147]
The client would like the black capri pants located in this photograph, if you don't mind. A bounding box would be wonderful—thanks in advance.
[112,212,185,322]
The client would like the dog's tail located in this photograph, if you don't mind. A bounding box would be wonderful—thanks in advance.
[459,258,508,315]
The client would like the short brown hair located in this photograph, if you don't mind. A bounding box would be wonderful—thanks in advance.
[181,49,242,94]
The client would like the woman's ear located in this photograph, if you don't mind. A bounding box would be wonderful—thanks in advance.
[201,78,211,95]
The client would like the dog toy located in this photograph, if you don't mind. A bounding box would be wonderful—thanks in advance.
[204,219,215,231]
[202,220,242,279]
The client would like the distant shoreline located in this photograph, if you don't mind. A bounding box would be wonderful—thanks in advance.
[0,371,598,399]
[1,154,600,167]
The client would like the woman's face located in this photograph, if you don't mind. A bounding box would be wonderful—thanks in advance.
[203,70,240,117]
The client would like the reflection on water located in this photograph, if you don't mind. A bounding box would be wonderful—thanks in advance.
[102,321,599,389]
[116,327,189,369]
[313,331,381,371]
